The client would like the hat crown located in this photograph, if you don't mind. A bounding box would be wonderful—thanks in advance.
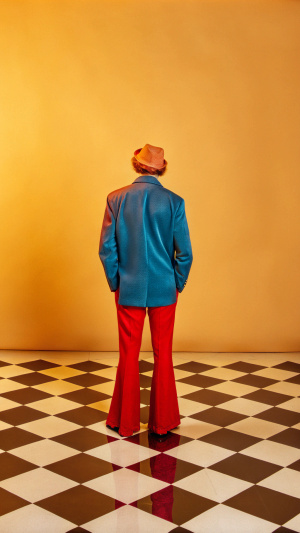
[134,144,166,169]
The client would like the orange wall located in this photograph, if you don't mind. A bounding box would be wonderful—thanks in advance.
[0,0,299,352]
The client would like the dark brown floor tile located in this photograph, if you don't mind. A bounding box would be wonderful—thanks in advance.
[269,428,300,448]
[132,485,217,525]
[199,428,260,452]
[288,459,300,472]
[140,405,150,424]
[1,387,51,405]
[225,485,300,525]
[60,388,110,405]
[66,528,91,533]
[140,408,185,429]
[139,360,154,373]
[128,454,203,483]
[285,374,300,385]
[232,374,277,388]
[0,405,48,426]
[173,362,215,373]
[10,372,56,386]
[140,388,151,405]
[243,389,293,406]
[64,373,112,387]
[57,406,107,426]
[126,429,192,451]
[254,407,300,427]
[37,485,124,525]
[18,360,60,371]
[0,427,43,451]
[210,453,281,483]
[139,374,152,388]
[67,527,90,533]
[51,428,112,451]
[189,407,247,427]
[159,526,192,533]
[45,452,121,483]
[182,389,235,406]
[273,526,297,533]
[0,452,37,481]
[177,374,223,388]
[272,361,300,373]
[0,487,29,517]
[223,362,266,373]
[0,361,10,368]
[68,361,110,372]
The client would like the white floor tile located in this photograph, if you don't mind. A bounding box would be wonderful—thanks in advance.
[92,367,117,380]
[263,381,300,397]
[252,368,298,381]
[87,439,160,467]
[0,379,26,394]
[170,416,220,439]
[165,440,235,468]
[182,503,277,533]
[0,504,75,533]
[240,440,300,467]
[89,381,116,395]
[174,468,252,503]
[33,380,83,395]
[88,399,112,413]
[0,467,77,502]
[0,420,12,431]
[277,398,300,413]
[27,396,81,415]
[0,365,32,378]
[201,368,246,380]
[10,439,80,466]
[39,366,84,379]
[177,398,210,416]
[19,415,81,438]
[84,468,168,504]
[0,398,20,411]
[175,382,201,397]
[283,512,300,533]
[226,417,286,438]
[257,467,300,498]
[173,369,195,380]
[83,504,174,533]
[207,381,257,397]
[218,398,269,416]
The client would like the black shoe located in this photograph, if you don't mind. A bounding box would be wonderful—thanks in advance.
[106,424,119,432]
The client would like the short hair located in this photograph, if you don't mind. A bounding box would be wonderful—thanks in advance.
[131,157,167,177]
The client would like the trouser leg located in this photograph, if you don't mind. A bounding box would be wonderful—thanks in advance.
[106,287,146,437]
[147,289,180,433]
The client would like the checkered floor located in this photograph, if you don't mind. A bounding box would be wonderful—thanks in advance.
[0,351,299,533]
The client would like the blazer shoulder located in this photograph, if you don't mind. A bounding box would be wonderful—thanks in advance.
[161,187,184,209]
[107,183,132,201]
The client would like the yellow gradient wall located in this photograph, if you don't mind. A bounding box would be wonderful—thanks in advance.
[0,1,299,352]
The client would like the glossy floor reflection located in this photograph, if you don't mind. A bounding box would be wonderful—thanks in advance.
[0,351,299,532]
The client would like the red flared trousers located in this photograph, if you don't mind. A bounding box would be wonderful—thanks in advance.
[106,287,181,437]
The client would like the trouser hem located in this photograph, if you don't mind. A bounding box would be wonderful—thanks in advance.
[106,421,140,436]
[147,420,181,433]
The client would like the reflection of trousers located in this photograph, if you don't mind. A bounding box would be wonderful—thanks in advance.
[106,287,181,437]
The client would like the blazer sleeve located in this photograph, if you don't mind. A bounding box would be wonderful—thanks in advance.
[173,198,193,292]
[98,196,119,292]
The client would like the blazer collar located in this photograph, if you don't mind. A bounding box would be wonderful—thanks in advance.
[132,175,163,187]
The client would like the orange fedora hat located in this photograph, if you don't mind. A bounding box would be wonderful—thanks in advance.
[134,144,167,170]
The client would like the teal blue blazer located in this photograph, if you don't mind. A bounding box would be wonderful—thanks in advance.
[99,174,193,307]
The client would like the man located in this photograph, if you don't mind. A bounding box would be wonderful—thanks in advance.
[99,144,193,437]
